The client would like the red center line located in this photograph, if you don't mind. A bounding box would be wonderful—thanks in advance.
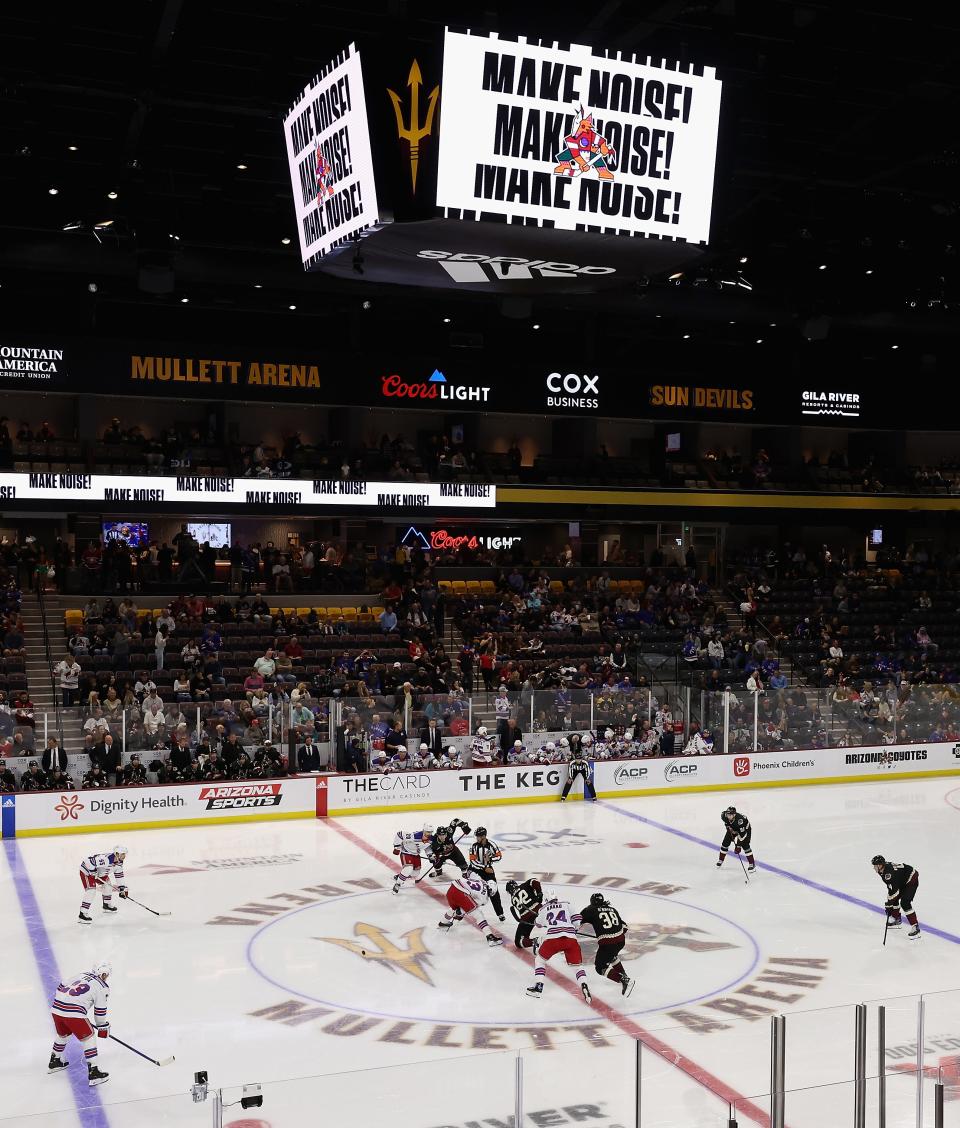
[325,817,771,1128]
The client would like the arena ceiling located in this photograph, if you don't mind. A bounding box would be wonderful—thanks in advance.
[1,1,958,375]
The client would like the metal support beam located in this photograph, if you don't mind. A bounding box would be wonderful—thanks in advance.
[515,1054,523,1128]
[770,1014,786,1128]
[635,1039,642,1128]
[917,998,925,1128]
[878,1005,886,1128]
[854,1003,867,1128]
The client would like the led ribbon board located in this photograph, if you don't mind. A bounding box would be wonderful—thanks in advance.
[436,31,722,245]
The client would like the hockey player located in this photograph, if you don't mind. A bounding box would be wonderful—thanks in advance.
[594,729,617,760]
[430,819,470,876]
[437,869,504,946]
[471,726,496,765]
[579,892,634,996]
[78,847,129,923]
[469,827,505,921]
[506,739,528,765]
[48,961,112,1086]
[550,737,571,764]
[536,740,557,765]
[392,823,433,894]
[441,745,463,770]
[560,741,596,801]
[526,894,591,1004]
[505,877,544,949]
[717,807,755,871]
[873,855,921,938]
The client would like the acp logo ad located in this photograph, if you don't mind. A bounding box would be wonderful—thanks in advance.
[664,760,699,782]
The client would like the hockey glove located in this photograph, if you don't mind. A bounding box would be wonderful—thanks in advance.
[96,1023,110,1039]
[393,848,401,855]
[118,887,129,899]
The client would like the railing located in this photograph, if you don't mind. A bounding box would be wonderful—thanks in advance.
[2,992,956,1126]
[35,583,63,745]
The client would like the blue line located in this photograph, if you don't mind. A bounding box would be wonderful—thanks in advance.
[3,841,110,1128]
[600,800,960,947]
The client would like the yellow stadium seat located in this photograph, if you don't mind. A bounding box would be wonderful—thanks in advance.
[296,607,312,617]
[438,580,453,592]
[480,580,496,593]
[270,607,280,616]
[452,580,467,591]
[341,607,358,618]
[371,606,385,617]
[549,580,564,593]
[466,580,482,592]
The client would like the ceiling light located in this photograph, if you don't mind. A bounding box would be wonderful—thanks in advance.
[253,283,262,289]
[236,163,248,170]
[168,233,180,241]
[769,323,777,327]
[818,264,827,270]
[654,314,662,319]
[865,269,873,275]
[755,339,763,344]
[87,282,98,293]
[729,320,736,325]
[68,145,78,152]
[682,334,691,339]
[93,219,113,229]
[107,190,118,200]
[891,344,899,350]
[739,256,748,264]
[62,220,83,232]
[288,304,297,310]
[48,187,59,195]
[442,317,451,324]
[281,237,291,245]
[532,323,540,330]
[180,297,189,304]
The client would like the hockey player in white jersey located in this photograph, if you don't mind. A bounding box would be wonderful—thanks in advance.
[49,961,112,1085]
[78,847,129,923]
[471,726,496,765]
[526,894,592,1004]
[438,868,504,946]
[506,739,529,765]
[392,823,433,894]
[441,745,463,769]
[549,737,571,764]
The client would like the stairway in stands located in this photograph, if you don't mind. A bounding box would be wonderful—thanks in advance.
[22,592,85,753]
[711,588,802,686]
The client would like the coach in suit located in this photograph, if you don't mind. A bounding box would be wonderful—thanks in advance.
[418,717,445,758]
[41,737,68,775]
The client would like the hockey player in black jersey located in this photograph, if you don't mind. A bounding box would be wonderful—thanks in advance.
[717,806,755,871]
[505,878,544,949]
[469,827,506,921]
[579,892,634,996]
[560,745,596,801]
[873,855,921,939]
[429,819,470,877]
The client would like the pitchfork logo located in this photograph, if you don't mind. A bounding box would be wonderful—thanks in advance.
[54,794,84,821]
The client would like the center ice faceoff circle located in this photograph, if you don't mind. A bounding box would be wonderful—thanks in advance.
[246,885,761,1025]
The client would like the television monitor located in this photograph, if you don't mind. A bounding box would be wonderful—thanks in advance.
[188,522,231,548]
[102,521,149,547]
[665,432,681,452]
[869,528,883,546]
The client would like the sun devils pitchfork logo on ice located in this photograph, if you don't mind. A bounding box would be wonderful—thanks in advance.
[316,922,435,984]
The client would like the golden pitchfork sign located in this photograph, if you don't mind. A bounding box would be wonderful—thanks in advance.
[388,60,440,193]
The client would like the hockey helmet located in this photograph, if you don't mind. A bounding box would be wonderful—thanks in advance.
[475,826,488,838]
[477,725,488,737]
[505,880,518,895]
[93,960,112,980]
[582,733,594,745]
[545,741,556,752]
[725,806,737,815]
[604,728,614,740]
[419,742,429,751]
[422,823,434,836]
[514,739,523,748]
[590,892,607,908]
[871,854,886,867]
[445,745,457,756]
[114,845,129,858]
[559,737,570,748]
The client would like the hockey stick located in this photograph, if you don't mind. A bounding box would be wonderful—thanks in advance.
[737,851,750,885]
[415,829,468,884]
[109,1034,175,1067]
[883,915,889,947]
[125,895,171,917]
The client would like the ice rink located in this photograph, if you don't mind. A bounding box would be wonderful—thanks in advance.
[3,777,960,1128]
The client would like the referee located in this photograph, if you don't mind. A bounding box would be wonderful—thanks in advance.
[469,827,505,921]
[560,741,596,801]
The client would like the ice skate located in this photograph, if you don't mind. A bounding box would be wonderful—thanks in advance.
[526,982,543,999]
[486,933,503,946]
[47,1054,68,1073]
[621,974,635,998]
[87,1065,109,1087]
[78,912,92,924]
